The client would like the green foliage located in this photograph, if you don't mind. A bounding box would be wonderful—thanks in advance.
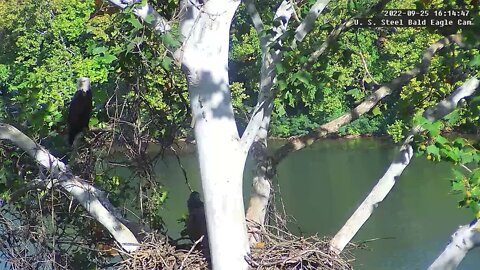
[230,82,249,112]
[270,114,318,137]
[387,120,406,143]
[232,0,479,139]
[338,115,386,136]
[0,0,185,265]
[414,115,480,217]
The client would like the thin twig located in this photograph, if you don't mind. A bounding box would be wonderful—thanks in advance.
[180,235,204,270]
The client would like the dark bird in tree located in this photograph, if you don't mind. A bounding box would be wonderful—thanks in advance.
[187,191,210,260]
[187,191,208,243]
[68,77,92,146]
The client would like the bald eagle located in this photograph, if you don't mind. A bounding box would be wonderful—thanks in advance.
[68,77,92,145]
[187,191,208,243]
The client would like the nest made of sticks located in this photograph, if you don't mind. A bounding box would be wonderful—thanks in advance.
[117,233,208,270]
[118,225,353,270]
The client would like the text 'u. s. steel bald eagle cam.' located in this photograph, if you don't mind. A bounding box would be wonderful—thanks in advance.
[68,77,92,146]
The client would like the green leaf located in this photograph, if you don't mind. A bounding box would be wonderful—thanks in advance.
[470,202,480,215]
[292,71,311,85]
[452,169,465,181]
[127,16,143,30]
[444,110,461,125]
[275,101,286,117]
[101,54,117,64]
[275,63,285,74]
[471,169,480,185]
[277,79,287,91]
[372,106,381,116]
[162,33,180,48]
[435,135,448,145]
[426,144,440,156]
[469,54,480,67]
[453,138,466,147]
[161,57,173,70]
[89,117,99,126]
[451,179,464,191]
[425,121,442,137]
[346,88,362,99]
[144,13,155,24]
[92,46,107,55]
[460,150,474,164]
[126,42,135,53]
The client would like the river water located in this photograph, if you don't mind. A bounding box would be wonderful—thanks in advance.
[155,138,479,270]
[3,138,476,269]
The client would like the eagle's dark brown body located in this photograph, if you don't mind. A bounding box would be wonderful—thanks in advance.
[68,77,92,145]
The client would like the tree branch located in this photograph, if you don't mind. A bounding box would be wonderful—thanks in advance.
[304,0,390,68]
[240,0,293,154]
[0,123,140,252]
[107,0,170,34]
[330,77,480,254]
[428,219,480,270]
[243,0,266,49]
[272,34,464,167]
[293,0,331,44]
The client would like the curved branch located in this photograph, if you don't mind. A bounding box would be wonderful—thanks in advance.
[330,77,480,254]
[240,0,293,154]
[305,0,391,67]
[244,0,266,49]
[107,0,170,34]
[272,34,464,166]
[293,0,331,43]
[428,219,480,270]
[0,123,140,252]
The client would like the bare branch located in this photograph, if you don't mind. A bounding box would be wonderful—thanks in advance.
[330,77,480,254]
[294,0,331,43]
[272,34,464,166]
[240,0,293,154]
[305,0,391,67]
[429,219,480,270]
[244,0,266,49]
[107,0,171,34]
[0,123,140,252]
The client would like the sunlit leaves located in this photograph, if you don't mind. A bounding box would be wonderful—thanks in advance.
[415,111,480,218]
[127,15,143,30]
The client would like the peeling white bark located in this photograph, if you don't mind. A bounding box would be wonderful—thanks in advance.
[429,219,480,270]
[240,0,292,154]
[294,0,331,43]
[0,123,140,252]
[330,77,480,254]
[241,0,293,246]
[107,0,170,33]
[179,1,249,269]
[243,0,337,247]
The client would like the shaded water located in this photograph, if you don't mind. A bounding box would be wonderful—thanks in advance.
[155,138,480,269]
[3,139,473,269]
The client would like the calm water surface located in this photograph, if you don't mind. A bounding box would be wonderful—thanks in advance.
[155,138,480,270]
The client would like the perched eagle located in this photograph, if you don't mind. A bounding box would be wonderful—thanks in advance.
[187,191,211,261]
[187,191,208,243]
[67,77,92,145]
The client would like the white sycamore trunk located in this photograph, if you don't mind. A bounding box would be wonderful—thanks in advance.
[179,1,249,269]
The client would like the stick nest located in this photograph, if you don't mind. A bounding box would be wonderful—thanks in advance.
[118,226,353,270]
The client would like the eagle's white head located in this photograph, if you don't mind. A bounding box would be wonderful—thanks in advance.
[77,77,91,93]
